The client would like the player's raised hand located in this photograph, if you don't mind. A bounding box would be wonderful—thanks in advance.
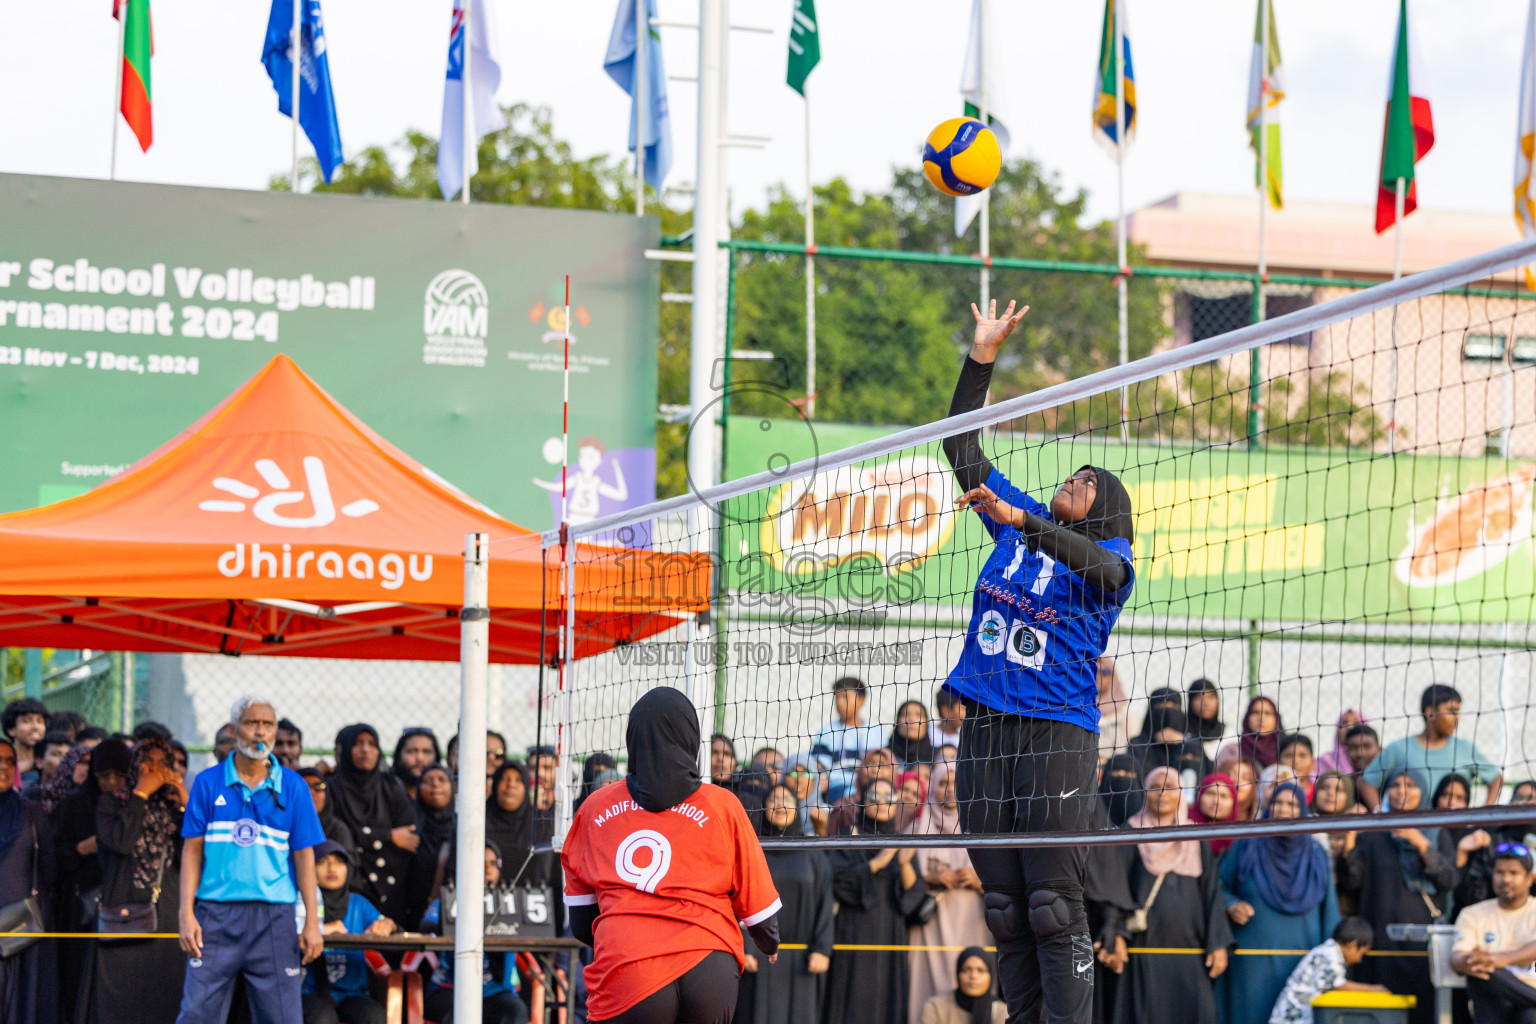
[970,299,1029,359]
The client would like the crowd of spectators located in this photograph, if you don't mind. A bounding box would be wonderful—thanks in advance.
[4,662,1536,1024]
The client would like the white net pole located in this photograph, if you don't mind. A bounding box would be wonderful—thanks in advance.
[453,532,489,1024]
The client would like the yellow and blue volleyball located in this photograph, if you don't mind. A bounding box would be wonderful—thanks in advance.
[922,117,1001,197]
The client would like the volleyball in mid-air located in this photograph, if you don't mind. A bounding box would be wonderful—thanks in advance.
[922,117,1001,197]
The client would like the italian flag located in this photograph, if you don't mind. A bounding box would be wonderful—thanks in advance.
[114,0,152,151]
[1375,0,1433,234]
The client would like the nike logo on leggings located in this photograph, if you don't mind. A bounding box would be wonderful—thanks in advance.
[1060,788,1079,798]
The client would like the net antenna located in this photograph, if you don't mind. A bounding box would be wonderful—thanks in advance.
[562,236,1536,851]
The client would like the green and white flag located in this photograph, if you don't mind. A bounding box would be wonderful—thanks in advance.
[787,0,819,96]
[1246,0,1283,209]
[956,0,1010,237]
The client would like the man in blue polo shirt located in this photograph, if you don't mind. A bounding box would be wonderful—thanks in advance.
[177,693,325,1024]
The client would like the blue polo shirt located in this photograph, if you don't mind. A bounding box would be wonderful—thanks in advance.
[182,754,325,904]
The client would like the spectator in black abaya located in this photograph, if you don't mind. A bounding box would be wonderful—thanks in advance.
[1132,688,1182,743]
[1185,679,1226,757]
[91,736,187,1024]
[1130,706,1210,784]
[736,784,833,1024]
[401,763,455,931]
[299,767,356,853]
[0,738,58,1024]
[888,700,936,769]
[327,724,417,915]
[1342,769,1459,1024]
[48,743,98,1023]
[577,751,618,813]
[711,733,739,787]
[1099,753,1144,827]
[486,760,534,872]
[824,776,926,1024]
[918,947,1007,1024]
[391,728,440,803]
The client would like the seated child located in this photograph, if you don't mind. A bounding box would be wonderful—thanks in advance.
[301,839,399,1024]
[1270,917,1389,1024]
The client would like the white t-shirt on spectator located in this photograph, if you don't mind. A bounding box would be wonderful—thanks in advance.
[1454,898,1536,989]
[930,721,963,755]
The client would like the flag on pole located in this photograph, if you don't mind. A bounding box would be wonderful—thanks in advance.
[786,0,819,96]
[262,0,344,184]
[1092,0,1136,154]
[113,0,152,151]
[437,0,502,201]
[1375,0,1434,234]
[1246,0,1283,209]
[1515,0,1536,288]
[604,0,673,190]
[955,0,1010,237]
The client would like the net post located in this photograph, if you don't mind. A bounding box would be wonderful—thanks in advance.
[1248,273,1264,446]
[554,522,577,849]
[454,532,490,1024]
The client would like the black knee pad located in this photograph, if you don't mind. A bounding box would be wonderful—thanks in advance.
[1027,888,1077,942]
[984,892,1026,944]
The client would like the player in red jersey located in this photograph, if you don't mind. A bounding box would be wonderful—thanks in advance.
[563,687,782,1024]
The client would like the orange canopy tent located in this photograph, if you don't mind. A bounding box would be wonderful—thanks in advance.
[0,354,704,662]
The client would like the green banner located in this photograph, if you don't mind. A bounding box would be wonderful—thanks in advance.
[0,174,659,530]
[724,416,1536,623]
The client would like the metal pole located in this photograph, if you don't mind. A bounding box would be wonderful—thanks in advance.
[119,647,133,736]
[556,521,577,846]
[805,85,816,418]
[1505,316,1517,458]
[635,0,646,216]
[461,0,473,205]
[453,532,490,1024]
[291,0,300,192]
[111,0,126,180]
[1114,0,1130,443]
[978,0,990,314]
[1389,176,1405,453]
[1250,0,1269,446]
[688,0,724,496]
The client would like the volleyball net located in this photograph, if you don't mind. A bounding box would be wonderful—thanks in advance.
[543,235,1536,848]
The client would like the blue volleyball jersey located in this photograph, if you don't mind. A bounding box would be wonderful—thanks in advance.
[943,467,1134,731]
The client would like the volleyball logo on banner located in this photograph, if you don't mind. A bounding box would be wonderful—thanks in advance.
[1395,463,1536,588]
[421,268,490,367]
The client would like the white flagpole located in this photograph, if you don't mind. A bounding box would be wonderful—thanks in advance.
[805,83,816,418]
[1114,0,1129,443]
[978,0,990,313]
[111,0,126,180]
[1389,176,1405,453]
[291,0,300,192]
[1254,0,1269,442]
[461,0,473,205]
[635,0,646,216]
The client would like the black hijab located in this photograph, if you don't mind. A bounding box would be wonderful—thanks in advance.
[756,783,805,839]
[854,778,903,837]
[91,737,132,779]
[315,840,355,926]
[1132,706,1190,776]
[626,688,702,813]
[0,741,22,859]
[1071,465,1135,545]
[577,752,618,812]
[953,946,998,1024]
[413,764,456,850]
[1100,753,1144,826]
[329,724,408,832]
[1135,688,1182,741]
[888,703,935,767]
[391,728,441,792]
[485,760,533,861]
[1186,678,1225,739]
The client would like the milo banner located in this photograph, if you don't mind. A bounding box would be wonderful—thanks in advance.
[723,417,1536,624]
[0,174,659,529]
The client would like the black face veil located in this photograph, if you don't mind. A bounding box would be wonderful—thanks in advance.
[625,687,703,813]
[1072,465,1135,545]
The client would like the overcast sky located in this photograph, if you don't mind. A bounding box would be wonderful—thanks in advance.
[0,1,1528,227]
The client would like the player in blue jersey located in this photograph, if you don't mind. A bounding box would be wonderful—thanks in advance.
[940,300,1136,1024]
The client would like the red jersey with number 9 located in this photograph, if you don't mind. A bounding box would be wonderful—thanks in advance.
[561,781,781,1020]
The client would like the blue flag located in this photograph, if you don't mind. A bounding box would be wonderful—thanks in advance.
[262,0,344,184]
[603,0,672,190]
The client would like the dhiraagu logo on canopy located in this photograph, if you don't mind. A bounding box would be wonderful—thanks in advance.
[1130,474,1325,581]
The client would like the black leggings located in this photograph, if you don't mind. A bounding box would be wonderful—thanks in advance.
[1469,969,1536,1024]
[955,700,1099,1024]
[591,952,739,1024]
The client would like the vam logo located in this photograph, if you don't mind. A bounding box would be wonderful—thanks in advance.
[422,269,490,367]
[199,457,379,529]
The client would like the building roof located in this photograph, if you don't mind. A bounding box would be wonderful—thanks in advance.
[1128,192,1521,279]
